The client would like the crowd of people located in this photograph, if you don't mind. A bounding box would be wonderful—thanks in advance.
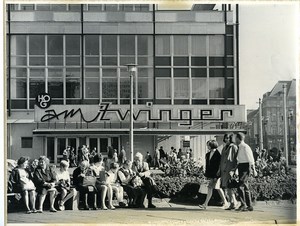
[8,149,160,214]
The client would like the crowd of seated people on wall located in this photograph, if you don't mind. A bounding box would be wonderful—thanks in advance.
[7,148,160,214]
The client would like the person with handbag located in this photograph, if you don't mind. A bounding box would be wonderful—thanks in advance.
[9,156,37,214]
[234,132,257,212]
[199,140,229,210]
[33,156,57,213]
[72,160,97,210]
[132,152,156,208]
[90,154,115,210]
[55,160,78,211]
[219,133,239,210]
[118,160,146,208]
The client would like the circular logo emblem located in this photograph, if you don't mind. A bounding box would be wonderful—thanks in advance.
[35,93,52,109]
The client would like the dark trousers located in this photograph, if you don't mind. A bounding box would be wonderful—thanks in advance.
[141,177,154,204]
[237,163,252,207]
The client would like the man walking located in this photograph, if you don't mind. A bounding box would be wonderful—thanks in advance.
[234,132,257,211]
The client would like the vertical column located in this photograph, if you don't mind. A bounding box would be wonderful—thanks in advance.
[258,98,263,150]
[282,84,289,166]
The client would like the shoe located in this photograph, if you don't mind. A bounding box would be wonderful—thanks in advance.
[31,209,37,213]
[198,204,207,210]
[148,203,156,208]
[26,210,32,214]
[58,202,65,211]
[101,205,108,210]
[221,203,230,209]
[236,205,247,211]
[36,209,43,213]
[247,206,254,211]
[84,205,90,210]
[108,205,116,210]
[92,206,98,210]
[50,208,57,213]
[119,202,126,208]
[225,203,234,210]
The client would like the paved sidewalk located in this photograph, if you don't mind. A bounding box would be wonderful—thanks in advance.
[7,199,296,225]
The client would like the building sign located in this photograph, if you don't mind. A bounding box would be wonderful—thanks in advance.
[35,93,51,109]
[34,103,246,127]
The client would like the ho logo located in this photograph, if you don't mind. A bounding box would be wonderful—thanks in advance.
[35,93,52,109]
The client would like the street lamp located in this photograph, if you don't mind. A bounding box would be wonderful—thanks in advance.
[126,64,137,162]
[262,116,269,149]
[288,109,294,164]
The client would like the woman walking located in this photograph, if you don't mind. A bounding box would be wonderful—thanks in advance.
[219,133,239,210]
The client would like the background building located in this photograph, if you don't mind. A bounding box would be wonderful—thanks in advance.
[6,4,246,164]
[246,79,296,164]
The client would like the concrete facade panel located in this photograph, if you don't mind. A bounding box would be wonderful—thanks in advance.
[155,23,225,34]
[84,12,152,22]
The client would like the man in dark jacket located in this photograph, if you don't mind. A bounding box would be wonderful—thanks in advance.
[199,140,229,210]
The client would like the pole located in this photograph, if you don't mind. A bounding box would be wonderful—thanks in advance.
[130,71,134,161]
[258,98,263,151]
[282,84,289,166]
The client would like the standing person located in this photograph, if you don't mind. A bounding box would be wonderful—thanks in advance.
[55,160,78,211]
[199,140,229,210]
[118,146,127,165]
[159,146,166,160]
[145,152,153,167]
[69,148,77,167]
[132,152,157,208]
[219,133,239,210]
[113,149,118,163]
[33,156,57,213]
[153,147,160,169]
[62,146,70,162]
[9,157,37,214]
[235,132,257,211]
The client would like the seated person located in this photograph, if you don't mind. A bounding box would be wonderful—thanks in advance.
[33,156,57,213]
[118,160,146,208]
[9,156,37,214]
[132,152,157,208]
[106,163,126,207]
[90,154,115,210]
[55,160,78,211]
[72,160,97,210]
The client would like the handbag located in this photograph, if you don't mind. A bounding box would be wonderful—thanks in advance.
[82,169,96,187]
[227,174,239,189]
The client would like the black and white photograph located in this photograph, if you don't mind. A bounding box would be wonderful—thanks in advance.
[3,1,298,225]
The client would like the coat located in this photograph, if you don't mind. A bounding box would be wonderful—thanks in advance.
[205,149,221,179]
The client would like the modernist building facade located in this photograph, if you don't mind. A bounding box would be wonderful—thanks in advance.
[247,79,296,164]
[6,4,246,164]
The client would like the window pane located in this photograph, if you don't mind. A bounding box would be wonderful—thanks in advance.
[48,56,63,65]
[191,36,206,56]
[123,5,134,11]
[11,68,27,78]
[120,56,135,65]
[11,78,27,98]
[102,35,117,55]
[21,137,33,148]
[66,35,80,55]
[105,4,118,11]
[11,57,27,66]
[48,35,63,55]
[68,4,81,11]
[174,79,189,98]
[138,56,153,66]
[209,78,225,98]
[155,36,170,55]
[36,4,50,10]
[85,78,99,98]
[209,36,224,56]
[174,57,189,66]
[191,57,207,66]
[155,68,171,77]
[120,35,135,55]
[30,78,45,98]
[226,36,233,55]
[51,4,67,11]
[66,57,80,65]
[85,57,99,65]
[29,35,45,55]
[209,68,223,77]
[66,78,80,98]
[174,69,189,77]
[48,78,63,98]
[102,78,117,98]
[85,68,99,77]
[155,57,171,66]
[102,57,117,65]
[174,36,188,55]
[138,68,153,77]
[156,79,170,98]
[48,68,63,77]
[20,4,34,10]
[85,35,99,55]
[138,35,152,55]
[192,78,207,98]
[30,68,45,77]
[11,35,26,55]
[191,68,207,77]
[209,57,224,66]
[138,77,153,98]
[102,68,117,77]
[120,78,135,98]
[226,79,234,98]
[88,4,103,11]
[29,57,45,66]
[66,68,80,77]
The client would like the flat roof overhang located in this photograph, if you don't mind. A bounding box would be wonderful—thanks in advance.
[33,128,246,136]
